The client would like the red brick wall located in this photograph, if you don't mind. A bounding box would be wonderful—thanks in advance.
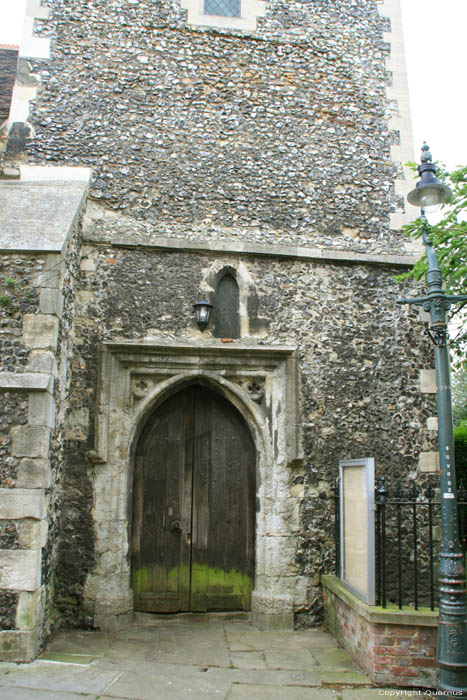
[323,581,438,688]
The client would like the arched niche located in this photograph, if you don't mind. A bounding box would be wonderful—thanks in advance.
[213,270,240,339]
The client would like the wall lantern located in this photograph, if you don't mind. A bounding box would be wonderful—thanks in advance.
[193,299,213,331]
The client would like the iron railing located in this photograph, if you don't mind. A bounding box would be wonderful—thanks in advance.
[333,477,467,610]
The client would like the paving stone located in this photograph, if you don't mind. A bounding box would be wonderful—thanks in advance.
[103,666,231,700]
[0,661,120,694]
[342,691,414,699]
[321,670,371,687]
[0,689,97,700]
[39,652,97,664]
[155,622,230,667]
[230,651,267,670]
[310,647,357,670]
[45,630,112,655]
[224,623,315,653]
[264,648,317,671]
[227,686,341,700]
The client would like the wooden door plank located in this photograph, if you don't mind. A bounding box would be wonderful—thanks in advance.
[131,390,193,613]
[191,387,256,612]
[191,389,210,612]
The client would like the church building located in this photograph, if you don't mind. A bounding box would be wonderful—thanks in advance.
[0,0,437,663]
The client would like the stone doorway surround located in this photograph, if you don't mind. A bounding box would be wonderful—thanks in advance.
[85,341,304,631]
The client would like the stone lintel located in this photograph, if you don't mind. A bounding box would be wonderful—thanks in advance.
[87,234,418,270]
[0,372,52,392]
[102,339,296,361]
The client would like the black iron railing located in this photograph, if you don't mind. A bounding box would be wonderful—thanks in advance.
[333,477,467,610]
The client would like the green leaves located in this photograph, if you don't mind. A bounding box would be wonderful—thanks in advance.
[399,163,467,368]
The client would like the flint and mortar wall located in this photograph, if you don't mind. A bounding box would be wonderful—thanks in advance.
[4,0,438,637]
[57,240,437,625]
[0,175,89,660]
[26,0,415,253]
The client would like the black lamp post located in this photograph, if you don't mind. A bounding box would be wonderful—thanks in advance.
[398,144,467,697]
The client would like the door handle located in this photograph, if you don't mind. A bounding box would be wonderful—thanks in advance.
[170,520,182,534]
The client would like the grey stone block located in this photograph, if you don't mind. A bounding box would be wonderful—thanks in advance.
[27,351,57,375]
[0,180,90,253]
[0,372,51,392]
[16,588,44,631]
[0,488,47,519]
[28,392,55,428]
[16,459,51,489]
[23,315,59,351]
[39,287,64,317]
[0,549,41,591]
[0,629,40,662]
[10,425,51,459]
[17,519,48,549]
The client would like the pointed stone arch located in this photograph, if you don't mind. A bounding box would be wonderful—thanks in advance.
[212,268,241,339]
[85,341,303,631]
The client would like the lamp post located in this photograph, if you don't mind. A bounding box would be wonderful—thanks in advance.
[398,144,467,697]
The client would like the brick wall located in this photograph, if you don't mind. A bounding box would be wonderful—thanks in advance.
[322,575,438,688]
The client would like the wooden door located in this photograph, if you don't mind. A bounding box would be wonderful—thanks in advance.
[130,385,256,613]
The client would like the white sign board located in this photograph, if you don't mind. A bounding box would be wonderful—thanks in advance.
[339,457,375,605]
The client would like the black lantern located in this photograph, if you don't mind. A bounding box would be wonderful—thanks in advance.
[193,299,213,331]
[407,142,452,212]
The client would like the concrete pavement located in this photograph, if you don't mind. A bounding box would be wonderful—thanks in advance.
[0,613,429,699]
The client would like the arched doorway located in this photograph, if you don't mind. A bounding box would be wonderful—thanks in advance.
[130,384,256,613]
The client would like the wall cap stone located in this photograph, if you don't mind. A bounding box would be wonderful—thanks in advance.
[321,574,438,627]
[89,233,419,270]
[0,178,90,254]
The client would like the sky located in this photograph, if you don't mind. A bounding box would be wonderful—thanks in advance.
[0,0,465,170]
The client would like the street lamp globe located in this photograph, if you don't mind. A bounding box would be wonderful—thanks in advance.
[407,142,452,213]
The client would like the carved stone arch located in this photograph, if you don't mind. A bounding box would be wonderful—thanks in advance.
[86,341,303,632]
[129,371,271,475]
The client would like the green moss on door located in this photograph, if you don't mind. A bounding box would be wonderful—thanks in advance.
[132,563,253,612]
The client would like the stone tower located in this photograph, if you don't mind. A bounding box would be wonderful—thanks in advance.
[0,0,437,661]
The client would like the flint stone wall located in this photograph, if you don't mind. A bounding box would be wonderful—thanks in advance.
[6,0,436,638]
[0,47,19,125]
[27,0,408,254]
[0,176,89,659]
[59,243,436,625]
